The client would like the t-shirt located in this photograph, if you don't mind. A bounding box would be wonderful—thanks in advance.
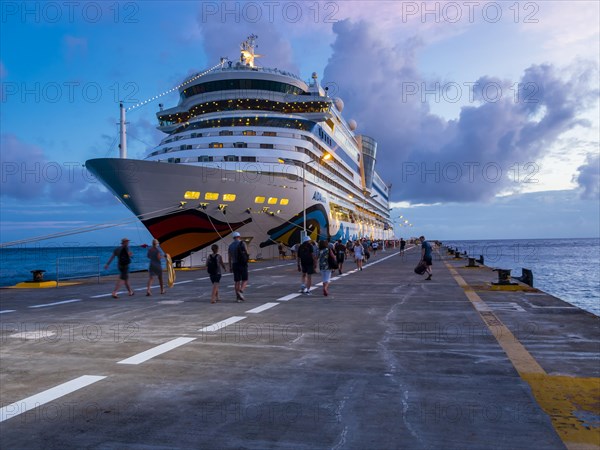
[422,240,432,258]
[297,242,314,264]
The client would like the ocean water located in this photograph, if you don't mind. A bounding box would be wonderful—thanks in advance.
[444,238,599,316]
[0,246,152,286]
[1,239,598,316]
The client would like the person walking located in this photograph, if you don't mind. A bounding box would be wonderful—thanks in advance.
[372,240,379,256]
[420,235,433,280]
[334,239,346,275]
[318,240,333,296]
[146,239,165,296]
[105,238,135,298]
[228,232,249,302]
[353,240,364,271]
[400,238,406,256]
[207,244,227,303]
[297,236,315,294]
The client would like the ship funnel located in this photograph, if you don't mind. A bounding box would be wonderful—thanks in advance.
[358,135,377,190]
[119,102,127,159]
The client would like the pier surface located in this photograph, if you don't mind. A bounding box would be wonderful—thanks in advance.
[1,246,598,449]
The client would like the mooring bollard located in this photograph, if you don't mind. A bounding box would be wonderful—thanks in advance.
[453,250,462,259]
[493,269,513,285]
[30,270,46,282]
[519,268,534,287]
[467,257,477,267]
[477,255,484,265]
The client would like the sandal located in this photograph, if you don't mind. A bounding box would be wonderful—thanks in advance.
[111,293,118,299]
[128,291,135,296]
[146,292,151,296]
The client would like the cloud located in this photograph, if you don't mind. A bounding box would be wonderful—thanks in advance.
[574,154,600,200]
[323,19,599,204]
[195,3,298,74]
[0,133,114,204]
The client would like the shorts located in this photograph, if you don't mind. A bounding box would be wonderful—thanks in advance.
[321,269,332,283]
[300,261,315,275]
[424,256,433,266]
[118,265,129,280]
[148,264,162,277]
[336,253,345,263]
[232,262,248,282]
[210,273,222,284]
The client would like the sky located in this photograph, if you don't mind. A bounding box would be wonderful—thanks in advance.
[1,0,599,246]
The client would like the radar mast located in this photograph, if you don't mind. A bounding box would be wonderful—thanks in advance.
[240,34,262,67]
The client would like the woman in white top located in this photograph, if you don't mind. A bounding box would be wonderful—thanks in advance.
[353,240,364,271]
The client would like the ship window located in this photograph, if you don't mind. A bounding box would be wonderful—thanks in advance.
[209,142,223,148]
[233,142,248,148]
[219,130,233,136]
[205,192,219,200]
[243,130,256,136]
[279,198,289,205]
[267,197,278,205]
[262,131,276,137]
[260,144,274,149]
[241,156,256,162]
[223,194,236,202]
[198,156,213,162]
[184,191,201,200]
[254,196,265,204]
[224,155,238,162]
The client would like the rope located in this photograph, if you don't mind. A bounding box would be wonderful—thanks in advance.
[0,204,184,248]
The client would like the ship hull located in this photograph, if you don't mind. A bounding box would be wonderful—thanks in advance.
[86,158,372,263]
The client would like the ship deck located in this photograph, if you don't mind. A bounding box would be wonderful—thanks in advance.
[1,246,598,449]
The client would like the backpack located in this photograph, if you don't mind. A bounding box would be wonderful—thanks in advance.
[118,247,131,266]
[206,254,218,275]
[237,242,249,265]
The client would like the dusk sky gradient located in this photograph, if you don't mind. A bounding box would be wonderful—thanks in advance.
[1,1,599,246]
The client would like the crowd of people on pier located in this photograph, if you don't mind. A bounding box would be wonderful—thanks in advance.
[105,235,432,302]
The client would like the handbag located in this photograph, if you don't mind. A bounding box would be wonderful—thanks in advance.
[414,260,427,275]
[327,249,339,270]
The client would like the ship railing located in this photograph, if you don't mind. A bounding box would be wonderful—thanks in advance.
[56,256,100,286]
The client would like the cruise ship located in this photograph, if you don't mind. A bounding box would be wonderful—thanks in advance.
[86,36,394,263]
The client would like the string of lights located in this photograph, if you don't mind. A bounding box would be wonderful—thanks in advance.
[126,60,227,112]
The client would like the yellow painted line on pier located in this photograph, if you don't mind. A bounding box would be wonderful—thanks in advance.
[444,259,600,450]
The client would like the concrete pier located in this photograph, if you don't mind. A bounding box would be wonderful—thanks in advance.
[1,246,598,449]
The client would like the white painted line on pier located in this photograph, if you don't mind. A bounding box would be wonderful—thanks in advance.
[173,280,194,285]
[330,277,340,281]
[9,331,56,340]
[117,337,196,365]
[198,316,246,333]
[90,293,114,298]
[277,293,300,301]
[0,375,106,423]
[0,310,16,314]
[246,302,279,314]
[29,299,81,309]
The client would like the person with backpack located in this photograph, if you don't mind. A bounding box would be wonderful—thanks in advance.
[318,239,335,296]
[105,237,135,298]
[297,236,315,294]
[228,231,249,302]
[146,239,165,296]
[207,244,227,303]
[334,239,346,275]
